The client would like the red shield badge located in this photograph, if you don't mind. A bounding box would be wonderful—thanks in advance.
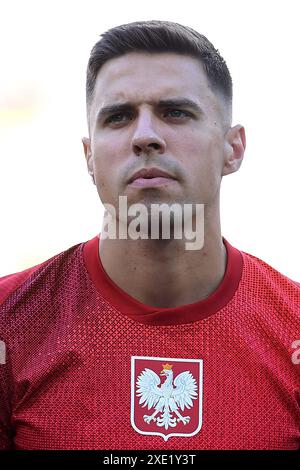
[131,356,203,441]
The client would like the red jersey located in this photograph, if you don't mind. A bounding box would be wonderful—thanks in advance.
[0,234,299,449]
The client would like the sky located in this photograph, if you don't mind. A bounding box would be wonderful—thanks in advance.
[0,0,299,279]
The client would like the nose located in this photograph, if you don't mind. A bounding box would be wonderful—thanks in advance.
[131,110,166,156]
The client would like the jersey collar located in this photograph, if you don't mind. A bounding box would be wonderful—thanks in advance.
[83,234,243,325]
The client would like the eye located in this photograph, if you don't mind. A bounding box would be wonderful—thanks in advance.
[164,109,191,119]
[106,113,132,125]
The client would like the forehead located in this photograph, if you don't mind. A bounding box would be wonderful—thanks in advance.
[91,52,217,111]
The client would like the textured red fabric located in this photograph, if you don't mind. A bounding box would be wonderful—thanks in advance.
[0,234,299,450]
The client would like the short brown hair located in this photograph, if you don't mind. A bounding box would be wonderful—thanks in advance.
[86,20,232,112]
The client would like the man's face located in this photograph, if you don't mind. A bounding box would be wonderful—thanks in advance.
[83,52,237,213]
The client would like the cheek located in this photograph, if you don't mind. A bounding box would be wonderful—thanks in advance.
[93,134,123,165]
[184,129,223,169]
[92,136,128,203]
[184,131,224,193]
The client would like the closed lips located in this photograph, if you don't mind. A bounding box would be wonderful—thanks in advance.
[128,168,175,183]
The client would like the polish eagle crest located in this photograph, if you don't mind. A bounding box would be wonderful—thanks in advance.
[136,362,198,429]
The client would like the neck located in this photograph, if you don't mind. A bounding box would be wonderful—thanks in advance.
[99,203,227,309]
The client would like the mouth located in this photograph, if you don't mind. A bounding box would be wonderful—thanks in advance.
[127,167,177,188]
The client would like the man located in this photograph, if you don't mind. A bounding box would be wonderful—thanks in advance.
[0,20,299,450]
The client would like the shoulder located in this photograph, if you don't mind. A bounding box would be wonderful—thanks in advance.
[240,249,300,303]
[241,249,299,284]
[0,240,85,309]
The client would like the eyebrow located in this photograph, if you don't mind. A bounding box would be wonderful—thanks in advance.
[96,98,203,123]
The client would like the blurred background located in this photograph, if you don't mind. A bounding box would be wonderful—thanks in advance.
[0,0,299,279]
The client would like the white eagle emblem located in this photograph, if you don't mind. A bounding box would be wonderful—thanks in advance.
[136,363,198,430]
[131,356,203,440]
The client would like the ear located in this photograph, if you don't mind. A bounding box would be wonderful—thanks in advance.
[222,124,246,176]
[82,137,95,184]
